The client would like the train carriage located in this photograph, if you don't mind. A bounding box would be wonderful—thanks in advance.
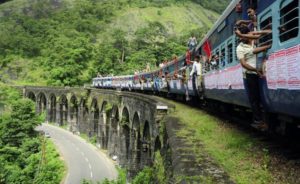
[199,0,300,120]
[92,0,300,130]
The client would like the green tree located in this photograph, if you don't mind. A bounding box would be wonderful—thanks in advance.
[0,99,41,146]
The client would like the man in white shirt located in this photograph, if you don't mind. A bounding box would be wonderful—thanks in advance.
[236,25,271,131]
[190,55,202,95]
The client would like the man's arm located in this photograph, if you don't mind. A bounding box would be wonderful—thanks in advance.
[240,57,263,76]
[252,30,272,35]
[236,20,252,25]
[240,57,256,72]
[235,29,272,40]
[253,44,271,54]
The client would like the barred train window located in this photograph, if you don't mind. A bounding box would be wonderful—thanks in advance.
[279,0,299,42]
[235,37,239,62]
[258,17,272,47]
[215,49,219,57]
[227,43,233,64]
[221,48,226,66]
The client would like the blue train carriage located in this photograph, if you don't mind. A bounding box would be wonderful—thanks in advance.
[199,0,249,107]
[92,77,101,88]
[259,0,300,120]
[116,75,133,90]
[159,55,196,96]
[92,76,112,89]
[132,71,151,91]
[199,0,300,124]
[104,76,113,88]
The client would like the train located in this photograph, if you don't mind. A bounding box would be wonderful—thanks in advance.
[92,0,300,134]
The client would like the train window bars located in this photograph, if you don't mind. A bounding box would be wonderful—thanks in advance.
[221,47,226,67]
[227,42,233,64]
[279,0,299,42]
[258,16,272,47]
[234,36,239,63]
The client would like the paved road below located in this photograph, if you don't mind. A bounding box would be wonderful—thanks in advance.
[37,123,117,184]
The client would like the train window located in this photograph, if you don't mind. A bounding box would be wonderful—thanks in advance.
[279,0,299,42]
[258,16,272,47]
[234,36,239,63]
[221,47,226,67]
[227,43,233,64]
[215,49,220,56]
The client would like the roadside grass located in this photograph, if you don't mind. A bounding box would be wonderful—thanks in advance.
[170,101,274,184]
[79,133,97,146]
[34,138,66,184]
[46,139,66,182]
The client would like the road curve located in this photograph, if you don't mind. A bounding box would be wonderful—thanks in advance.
[37,123,118,184]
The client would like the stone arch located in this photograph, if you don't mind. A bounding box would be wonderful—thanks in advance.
[90,98,99,137]
[26,91,36,102]
[154,136,161,152]
[131,112,142,169]
[100,101,109,149]
[37,92,47,114]
[142,120,151,165]
[109,105,119,156]
[111,105,119,129]
[80,98,89,134]
[119,107,130,166]
[58,95,68,126]
[70,95,78,132]
[49,94,56,123]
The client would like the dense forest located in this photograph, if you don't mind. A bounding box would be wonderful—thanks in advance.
[0,0,230,86]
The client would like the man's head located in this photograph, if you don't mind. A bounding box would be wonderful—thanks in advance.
[238,24,251,43]
[214,55,219,61]
[247,7,256,20]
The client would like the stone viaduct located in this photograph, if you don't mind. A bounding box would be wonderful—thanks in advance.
[21,86,174,175]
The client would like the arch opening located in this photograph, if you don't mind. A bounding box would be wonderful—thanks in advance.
[91,98,99,137]
[27,92,36,102]
[59,95,68,126]
[131,112,141,170]
[70,96,78,132]
[142,121,151,166]
[37,93,47,114]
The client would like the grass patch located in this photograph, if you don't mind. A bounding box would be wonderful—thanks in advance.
[33,138,66,184]
[169,101,274,184]
[79,133,97,145]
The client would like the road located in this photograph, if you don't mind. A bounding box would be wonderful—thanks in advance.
[37,123,118,184]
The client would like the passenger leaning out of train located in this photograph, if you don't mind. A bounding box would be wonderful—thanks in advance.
[187,35,197,51]
[236,25,271,131]
[236,7,257,32]
[190,55,202,93]
[177,63,190,101]
[211,55,219,70]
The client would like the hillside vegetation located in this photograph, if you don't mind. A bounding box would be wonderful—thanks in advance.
[0,83,65,183]
[0,0,229,86]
